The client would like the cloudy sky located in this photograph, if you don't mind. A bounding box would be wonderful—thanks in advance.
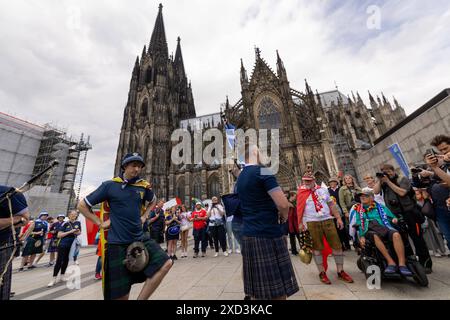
[1,0,449,197]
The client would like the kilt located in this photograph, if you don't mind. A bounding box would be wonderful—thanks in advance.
[241,236,299,300]
[22,237,44,256]
[103,237,170,300]
[47,238,58,253]
[0,242,14,300]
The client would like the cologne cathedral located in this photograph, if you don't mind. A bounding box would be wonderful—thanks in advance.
[115,4,406,205]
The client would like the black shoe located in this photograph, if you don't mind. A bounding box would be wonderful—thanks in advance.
[425,268,432,274]
[28,265,36,270]
[244,295,251,300]
[173,255,178,260]
[291,252,299,256]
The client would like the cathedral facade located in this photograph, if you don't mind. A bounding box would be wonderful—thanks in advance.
[115,4,406,205]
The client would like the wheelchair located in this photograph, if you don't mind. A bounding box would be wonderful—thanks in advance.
[354,218,428,287]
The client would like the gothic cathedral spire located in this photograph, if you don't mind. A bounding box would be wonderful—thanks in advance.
[148,3,168,58]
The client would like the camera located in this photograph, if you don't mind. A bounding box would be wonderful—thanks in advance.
[425,148,437,156]
[411,167,423,174]
[375,172,386,178]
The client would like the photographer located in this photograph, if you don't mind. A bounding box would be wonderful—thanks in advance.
[424,135,450,251]
[373,164,432,272]
[207,197,228,257]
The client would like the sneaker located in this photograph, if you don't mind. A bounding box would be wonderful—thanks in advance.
[28,265,36,270]
[228,249,232,254]
[61,275,68,282]
[94,273,102,280]
[18,267,24,272]
[235,249,241,254]
[223,251,229,257]
[201,252,206,257]
[384,265,397,275]
[214,253,219,257]
[47,278,58,287]
[173,255,178,260]
[399,266,413,277]
[193,253,198,258]
[75,261,79,265]
[319,272,331,285]
[337,270,354,283]
[435,253,442,257]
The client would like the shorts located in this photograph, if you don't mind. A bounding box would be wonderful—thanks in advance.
[306,219,342,251]
[366,220,397,243]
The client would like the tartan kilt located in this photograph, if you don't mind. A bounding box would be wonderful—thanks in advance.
[22,237,43,256]
[0,242,14,300]
[103,237,170,300]
[241,236,299,300]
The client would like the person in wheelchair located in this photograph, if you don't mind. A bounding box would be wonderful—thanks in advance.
[350,188,413,277]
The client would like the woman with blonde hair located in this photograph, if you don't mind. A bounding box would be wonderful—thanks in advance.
[339,174,362,219]
[179,205,191,258]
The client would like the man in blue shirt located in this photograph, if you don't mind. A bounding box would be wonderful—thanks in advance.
[77,153,172,300]
[0,185,30,300]
[235,143,299,300]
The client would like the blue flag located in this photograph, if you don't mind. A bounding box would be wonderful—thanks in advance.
[388,143,410,177]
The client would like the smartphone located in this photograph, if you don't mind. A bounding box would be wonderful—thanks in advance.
[425,148,436,156]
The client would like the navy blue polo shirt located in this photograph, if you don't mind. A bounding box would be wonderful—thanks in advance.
[32,219,48,240]
[58,221,81,248]
[235,165,282,238]
[0,185,28,244]
[85,179,156,244]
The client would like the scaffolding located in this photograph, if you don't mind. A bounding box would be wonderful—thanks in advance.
[31,124,92,212]
[66,134,92,211]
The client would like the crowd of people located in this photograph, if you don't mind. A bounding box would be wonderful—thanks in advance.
[1,134,449,300]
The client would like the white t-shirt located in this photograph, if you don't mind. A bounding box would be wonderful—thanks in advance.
[303,187,334,223]
[208,204,225,226]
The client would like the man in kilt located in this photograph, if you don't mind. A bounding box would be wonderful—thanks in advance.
[19,211,49,271]
[235,143,299,300]
[78,153,172,300]
[0,185,30,300]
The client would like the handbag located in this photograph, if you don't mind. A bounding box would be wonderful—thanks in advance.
[168,225,181,236]
[181,224,191,232]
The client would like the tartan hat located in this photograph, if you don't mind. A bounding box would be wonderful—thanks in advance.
[121,152,145,169]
